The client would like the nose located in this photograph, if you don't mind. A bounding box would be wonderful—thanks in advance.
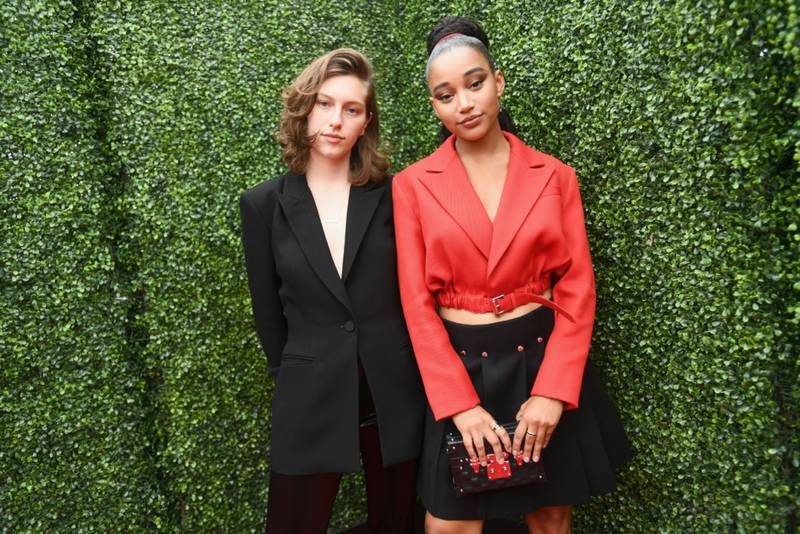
[329,106,343,129]
[456,91,474,113]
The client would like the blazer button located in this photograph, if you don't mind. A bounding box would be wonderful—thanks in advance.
[460,351,466,357]
[344,320,355,332]
[537,337,544,343]
[518,346,524,352]
[481,352,488,358]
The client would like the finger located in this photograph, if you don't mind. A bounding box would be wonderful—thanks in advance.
[485,430,505,464]
[473,433,488,466]
[523,428,537,462]
[542,425,556,450]
[532,433,544,463]
[464,435,478,463]
[512,422,526,455]
[495,425,513,454]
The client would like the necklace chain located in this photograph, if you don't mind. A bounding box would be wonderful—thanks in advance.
[319,192,348,224]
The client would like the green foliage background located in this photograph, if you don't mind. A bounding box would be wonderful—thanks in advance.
[1,0,798,532]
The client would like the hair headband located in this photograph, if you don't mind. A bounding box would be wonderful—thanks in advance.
[435,33,465,47]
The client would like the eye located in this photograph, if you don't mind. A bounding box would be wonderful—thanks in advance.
[470,78,485,89]
[345,107,361,115]
[317,99,330,107]
[436,93,453,103]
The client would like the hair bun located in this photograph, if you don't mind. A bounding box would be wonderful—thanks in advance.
[426,16,490,56]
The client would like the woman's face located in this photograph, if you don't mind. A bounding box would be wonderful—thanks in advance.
[306,74,371,163]
[428,46,505,142]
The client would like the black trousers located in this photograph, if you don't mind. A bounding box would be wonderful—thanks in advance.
[266,365,417,534]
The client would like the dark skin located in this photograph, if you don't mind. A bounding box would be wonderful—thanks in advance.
[425,46,572,534]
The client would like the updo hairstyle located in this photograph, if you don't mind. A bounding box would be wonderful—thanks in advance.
[425,17,518,142]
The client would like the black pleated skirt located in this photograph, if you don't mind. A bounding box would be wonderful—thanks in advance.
[418,305,633,520]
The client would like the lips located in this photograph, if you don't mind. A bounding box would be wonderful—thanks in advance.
[322,133,344,141]
[458,114,483,127]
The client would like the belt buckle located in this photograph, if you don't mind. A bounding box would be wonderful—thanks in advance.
[492,294,506,315]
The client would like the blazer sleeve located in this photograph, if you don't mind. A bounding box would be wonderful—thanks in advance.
[240,189,288,378]
[393,177,481,421]
[531,166,596,410]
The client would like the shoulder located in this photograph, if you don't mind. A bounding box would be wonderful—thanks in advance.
[371,173,394,190]
[394,140,456,190]
[239,172,295,228]
[394,158,429,187]
[240,172,291,205]
[507,134,578,191]
[537,151,575,176]
[506,133,573,174]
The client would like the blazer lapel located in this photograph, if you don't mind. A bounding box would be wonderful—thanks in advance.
[341,183,384,283]
[487,134,554,275]
[276,174,353,312]
[419,137,493,259]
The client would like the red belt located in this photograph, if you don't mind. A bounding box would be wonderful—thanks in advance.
[436,291,576,323]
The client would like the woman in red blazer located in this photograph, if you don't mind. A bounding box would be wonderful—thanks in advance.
[393,17,632,533]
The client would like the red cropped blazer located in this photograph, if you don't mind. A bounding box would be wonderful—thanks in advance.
[393,132,596,421]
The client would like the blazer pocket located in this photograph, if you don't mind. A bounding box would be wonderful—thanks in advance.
[539,184,562,199]
[280,354,315,366]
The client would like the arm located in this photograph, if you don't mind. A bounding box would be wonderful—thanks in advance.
[392,178,481,420]
[239,190,288,378]
[393,177,511,464]
[531,165,596,409]
[514,165,596,462]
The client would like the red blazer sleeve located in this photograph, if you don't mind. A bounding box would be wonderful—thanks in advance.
[531,165,596,410]
[393,178,481,420]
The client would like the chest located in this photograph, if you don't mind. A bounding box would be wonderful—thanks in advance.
[461,157,509,224]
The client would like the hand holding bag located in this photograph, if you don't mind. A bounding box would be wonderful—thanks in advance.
[446,422,546,497]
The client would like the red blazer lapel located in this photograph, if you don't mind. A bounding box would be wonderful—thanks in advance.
[488,133,554,275]
[419,137,493,259]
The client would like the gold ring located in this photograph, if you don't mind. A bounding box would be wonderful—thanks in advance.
[491,421,502,432]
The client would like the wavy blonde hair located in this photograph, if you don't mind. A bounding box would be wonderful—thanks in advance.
[279,49,388,186]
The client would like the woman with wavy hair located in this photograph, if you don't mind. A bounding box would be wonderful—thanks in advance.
[240,48,425,534]
[393,18,633,534]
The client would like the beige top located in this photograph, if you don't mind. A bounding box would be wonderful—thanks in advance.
[319,195,349,278]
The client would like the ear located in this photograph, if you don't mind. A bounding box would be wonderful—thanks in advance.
[495,70,506,99]
[360,111,372,136]
[429,96,440,119]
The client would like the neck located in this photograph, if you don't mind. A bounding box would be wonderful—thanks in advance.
[306,151,351,188]
[454,121,508,159]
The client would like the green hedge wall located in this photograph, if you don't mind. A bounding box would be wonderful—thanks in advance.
[2,0,798,532]
[0,1,158,532]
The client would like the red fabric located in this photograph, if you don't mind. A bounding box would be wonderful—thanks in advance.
[393,132,596,420]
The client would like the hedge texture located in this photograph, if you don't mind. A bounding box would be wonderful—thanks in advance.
[2,0,798,533]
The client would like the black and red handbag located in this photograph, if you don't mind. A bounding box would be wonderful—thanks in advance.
[446,422,546,497]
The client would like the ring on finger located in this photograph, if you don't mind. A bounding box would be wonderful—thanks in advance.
[491,421,502,432]
[526,430,536,438]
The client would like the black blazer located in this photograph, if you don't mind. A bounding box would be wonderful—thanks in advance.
[240,172,425,475]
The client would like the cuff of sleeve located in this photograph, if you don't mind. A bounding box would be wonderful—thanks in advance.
[530,385,578,411]
[431,393,482,421]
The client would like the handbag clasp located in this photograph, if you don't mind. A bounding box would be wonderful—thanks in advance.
[470,453,513,480]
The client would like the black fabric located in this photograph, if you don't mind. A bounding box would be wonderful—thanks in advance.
[266,406,417,534]
[240,173,426,474]
[418,306,633,520]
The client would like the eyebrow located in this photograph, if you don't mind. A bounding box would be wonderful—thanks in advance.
[317,92,366,107]
[432,67,489,93]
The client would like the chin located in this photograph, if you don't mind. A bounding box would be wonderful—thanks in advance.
[455,127,489,142]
